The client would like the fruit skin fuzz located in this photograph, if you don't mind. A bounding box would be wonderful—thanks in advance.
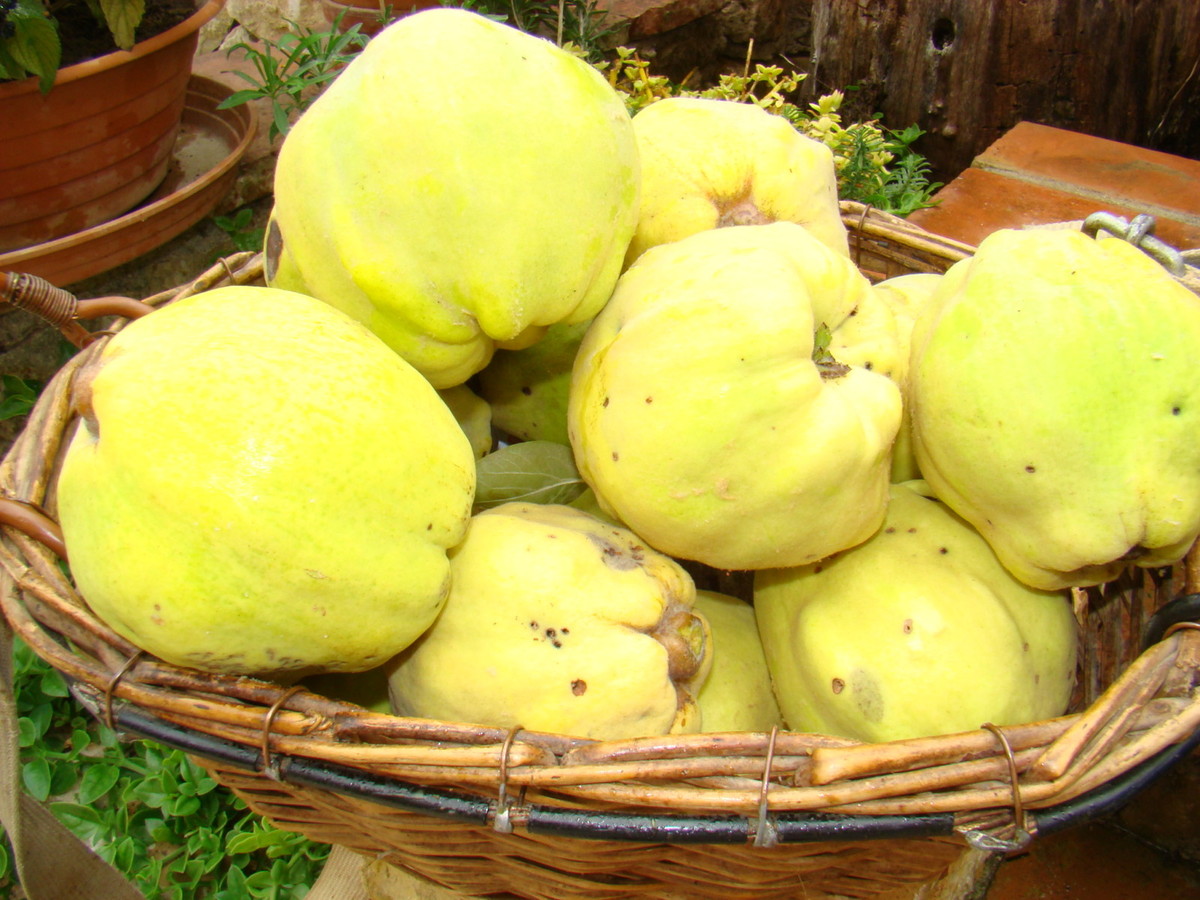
[268,7,640,390]
[754,480,1077,743]
[909,227,1200,590]
[569,221,903,571]
[56,286,477,678]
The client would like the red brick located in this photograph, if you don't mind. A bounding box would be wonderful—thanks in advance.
[909,167,1200,253]
[976,122,1200,225]
[909,121,1200,255]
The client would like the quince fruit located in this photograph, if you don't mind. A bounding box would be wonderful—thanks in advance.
[754,481,1077,742]
[691,591,783,733]
[872,272,943,482]
[56,286,476,677]
[438,384,493,459]
[267,8,639,388]
[569,221,902,570]
[625,97,848,267]
[386,502,711,739]
[909,228,1200,589]
[474,319,589,445]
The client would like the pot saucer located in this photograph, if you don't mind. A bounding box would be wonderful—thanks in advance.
[0,75,256,288]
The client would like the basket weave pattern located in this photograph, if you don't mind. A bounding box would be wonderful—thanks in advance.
[2,206,1198,899]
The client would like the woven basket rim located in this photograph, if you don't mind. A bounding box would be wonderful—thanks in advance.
[2,205,1198,855]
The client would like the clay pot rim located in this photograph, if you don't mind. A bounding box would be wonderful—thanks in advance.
[0,0,227,100]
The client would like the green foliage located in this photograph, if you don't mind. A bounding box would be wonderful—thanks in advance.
[4,636,330,898]
[212,205,266,254]
[218,13,371,142]
[0,0,144,92]
[0,375,39,421]
[601,50,942,216]
[474,440,586,510]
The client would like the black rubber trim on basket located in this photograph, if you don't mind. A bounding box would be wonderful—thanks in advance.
[1142,592,1200,648]
[107,700,1197,845]
[523,806,956,844]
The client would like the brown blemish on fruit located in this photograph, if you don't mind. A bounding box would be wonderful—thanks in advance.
[612,451,619,462]
[602,396,610,408]
[521,386,532,395]
[902,619,914,634]
[264,218,283,282]
[645,396,653,403]
[1025,465,1036,473]
[571,679,587,695]
[851,669,884,723]
[831,678,845,694]
[586,532,639,571]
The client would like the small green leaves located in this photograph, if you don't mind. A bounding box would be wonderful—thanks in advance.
[0,374,40,421]
[475,440,587,510]
[6,635,330,897]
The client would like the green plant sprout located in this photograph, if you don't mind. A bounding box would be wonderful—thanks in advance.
[212,205,267,254]
[218,12,372,141]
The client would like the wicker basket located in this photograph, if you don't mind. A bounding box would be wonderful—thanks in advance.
[2,204,1198,900]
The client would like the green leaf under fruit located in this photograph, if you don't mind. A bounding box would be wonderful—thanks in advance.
[475,441,587,510]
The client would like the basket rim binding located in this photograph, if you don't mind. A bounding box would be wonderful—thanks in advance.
[1,206,1198,857]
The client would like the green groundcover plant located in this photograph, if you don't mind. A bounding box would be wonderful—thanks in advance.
[2,635,330,899]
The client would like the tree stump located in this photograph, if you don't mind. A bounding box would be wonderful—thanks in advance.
[807,0,1200,183]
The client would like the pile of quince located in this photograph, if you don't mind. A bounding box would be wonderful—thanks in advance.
[56,10,1200,744]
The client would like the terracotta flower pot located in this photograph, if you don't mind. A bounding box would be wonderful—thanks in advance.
[321,0,440,35]
[0,0,226,253]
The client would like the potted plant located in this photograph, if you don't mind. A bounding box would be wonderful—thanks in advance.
[0,0,227,253]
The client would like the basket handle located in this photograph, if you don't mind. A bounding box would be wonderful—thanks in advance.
[0,498,65,561]
[1,272,155,349]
